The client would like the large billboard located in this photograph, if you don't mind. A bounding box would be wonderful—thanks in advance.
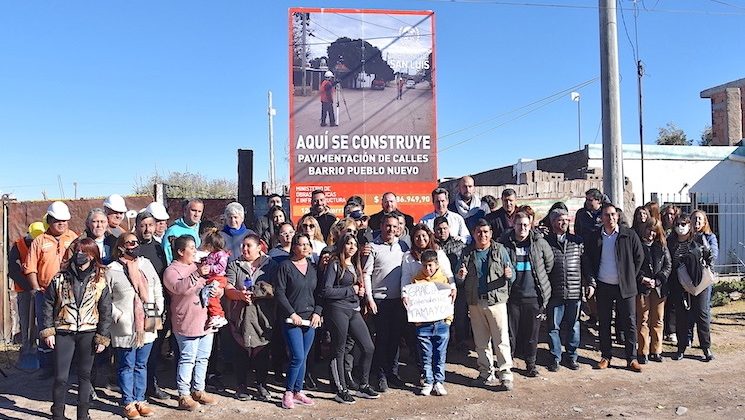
[289,8,437,220]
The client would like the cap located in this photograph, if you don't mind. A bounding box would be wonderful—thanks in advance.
[145,202,169,221]
[103,194,128,213]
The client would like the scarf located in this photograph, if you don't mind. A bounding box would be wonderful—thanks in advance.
[455,193,481,219]
[223,224,247,237]
[123,258,149,348]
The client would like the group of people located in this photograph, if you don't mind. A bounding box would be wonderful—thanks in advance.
[8,180,718,419]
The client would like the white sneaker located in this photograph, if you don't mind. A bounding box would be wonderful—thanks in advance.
[419,383,433,396]
[433,382,447,396]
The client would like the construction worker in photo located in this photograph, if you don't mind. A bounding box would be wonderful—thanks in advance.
[320,70,337,127]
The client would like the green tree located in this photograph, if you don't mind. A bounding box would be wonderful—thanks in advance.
[327,37,395,83]
[134,171,236,199]
[699,125,713,146]
[656,122,691,146]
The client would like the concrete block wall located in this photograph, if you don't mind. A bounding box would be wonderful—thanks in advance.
[701,79,745,146]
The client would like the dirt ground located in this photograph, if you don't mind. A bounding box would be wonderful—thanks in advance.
[1,301,744,420]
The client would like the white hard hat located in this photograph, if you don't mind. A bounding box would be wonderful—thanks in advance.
[103,194,127,213]
[324,71,334,78]
[145,201,169,221]
[47,201,71,221]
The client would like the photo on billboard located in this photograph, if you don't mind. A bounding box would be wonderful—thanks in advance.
[289,8,437,220]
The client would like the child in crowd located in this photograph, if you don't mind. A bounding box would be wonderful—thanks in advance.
[200,229,230,330]
[403,249,455,397]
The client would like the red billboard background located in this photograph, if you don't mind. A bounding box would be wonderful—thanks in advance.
[289,8,437,220]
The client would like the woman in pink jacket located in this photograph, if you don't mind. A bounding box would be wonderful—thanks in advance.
[163,235,223,411]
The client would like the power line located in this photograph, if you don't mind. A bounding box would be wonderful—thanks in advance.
[440,94,570,153]
[439,77,598,142]
[334,12,410,32]
[618,0,639,62]
[709,0,745,10]
[439,77,599,153]
[292,32,432,48]
[412,0,745,15]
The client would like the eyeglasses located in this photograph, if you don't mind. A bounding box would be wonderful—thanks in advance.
[301,224,315,229]
[124,240,139,246]
[676,222,689,227]
[346,228,357,234]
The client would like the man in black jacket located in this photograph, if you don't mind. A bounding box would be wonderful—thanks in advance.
[303,190,338,242]
[574,188,603,242]
[583,203,645,372]
[485,188,517,239]
[500,212,554,377]
[545,208,584,371]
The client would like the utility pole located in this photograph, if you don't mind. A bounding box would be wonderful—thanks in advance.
[301,12,308,96]
[637,60,646,203]
[599,0,624,207]
[268,90,277,193]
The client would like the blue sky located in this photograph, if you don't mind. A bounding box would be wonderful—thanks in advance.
[2,0,744,201]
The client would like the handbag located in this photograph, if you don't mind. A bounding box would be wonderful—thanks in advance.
[143,302,163,332]
[677,264,715,296]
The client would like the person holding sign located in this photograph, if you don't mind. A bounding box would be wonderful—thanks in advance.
[458,218,515,391]
[402,250,456,397]
[400,224,455,382]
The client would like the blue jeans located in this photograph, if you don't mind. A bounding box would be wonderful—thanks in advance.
[547,299,581,363]
[283,324,315,393]
[116,343,153,405]
[416,320,449,385]
[174,333,214,396]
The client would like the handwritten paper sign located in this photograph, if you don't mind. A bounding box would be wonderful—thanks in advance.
[402,282,454,323]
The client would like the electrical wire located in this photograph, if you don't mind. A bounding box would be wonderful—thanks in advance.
[709,0,745,11]
[618,0,639,62]
[439,78,599,153]
[412,0,745,15]
[439,77,598,141]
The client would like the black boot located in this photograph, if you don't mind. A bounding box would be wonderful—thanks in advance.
[51,403,67,420]
[146,377,170,400]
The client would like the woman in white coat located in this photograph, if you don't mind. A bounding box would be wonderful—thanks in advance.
[107,232,165,419]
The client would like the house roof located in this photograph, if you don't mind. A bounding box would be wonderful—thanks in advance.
[700,78,745,98]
